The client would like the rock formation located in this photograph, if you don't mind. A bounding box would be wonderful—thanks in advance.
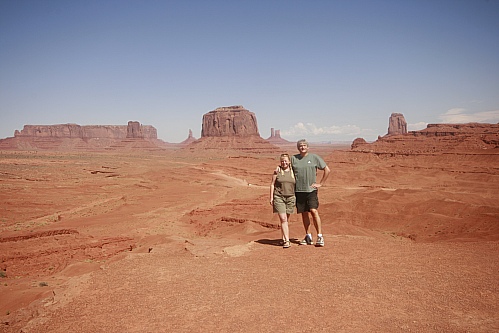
[352,122,499,154]
[185,106,278,154]
[1,122,168,151]
[14,123,157,139]
[266,128,291,145]
[179,129,197,145]
[387,113,407,135]
[126,121,144,138]
[201,106,259,137]
[351,137,367,149]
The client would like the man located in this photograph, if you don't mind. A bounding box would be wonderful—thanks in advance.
[291,139,330,247]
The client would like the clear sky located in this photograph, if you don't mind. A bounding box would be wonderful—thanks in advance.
[1,0,498,143]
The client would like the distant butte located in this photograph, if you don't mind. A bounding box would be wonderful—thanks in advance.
[352,113,499,153]
[186,105,278,153]
[266,128,291,145]
[201,105,260,137]
[179,129,197,145]
[387,113,408,136]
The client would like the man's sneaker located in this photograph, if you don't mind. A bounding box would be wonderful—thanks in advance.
[315,236,325,247]
[283,240,291,248]
[299,235,313,245]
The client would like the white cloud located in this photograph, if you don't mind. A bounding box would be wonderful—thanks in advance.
[439,109,499,123]
[408,122,427,131]
[280,122,375,142]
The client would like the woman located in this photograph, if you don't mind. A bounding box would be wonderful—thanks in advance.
[269,153,296,248]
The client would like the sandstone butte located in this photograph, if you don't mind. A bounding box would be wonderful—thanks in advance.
[0,108,498,332]
[266,128,292,145]
[387,112,408,136]
[185,105,280,153]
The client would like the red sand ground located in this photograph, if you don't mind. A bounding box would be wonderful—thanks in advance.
[0,146,498,332]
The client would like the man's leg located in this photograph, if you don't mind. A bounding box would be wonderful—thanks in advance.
[310,208,322,235]
[297,192,313,245]
[299,212,314,245]
[310,208,325,246]
[301,212,311,234]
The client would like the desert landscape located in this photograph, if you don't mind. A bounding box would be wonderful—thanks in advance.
[0,109,498,332]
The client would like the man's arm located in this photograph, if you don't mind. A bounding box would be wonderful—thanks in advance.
[312,165,330,189]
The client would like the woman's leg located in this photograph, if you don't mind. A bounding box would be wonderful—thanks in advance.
[278,212,290,242]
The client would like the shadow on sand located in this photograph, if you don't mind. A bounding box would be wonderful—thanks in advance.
[255,238,300,246]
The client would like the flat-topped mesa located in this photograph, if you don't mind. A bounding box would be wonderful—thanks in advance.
[14,123,157,139]
[416,123,499,136]
[1,121,168,151]
[387,113,407,136]
[201,105,259,137]
[352,121,499,154]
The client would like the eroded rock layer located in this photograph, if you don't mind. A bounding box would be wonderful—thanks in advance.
[201,106,259,137]
[266,128,292,144]
[387,113,408,135]
[352,123,499,154]
[1,122,168,151]
[14,122,157,139]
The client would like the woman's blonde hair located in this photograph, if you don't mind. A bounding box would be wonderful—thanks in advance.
[278,153,295,178]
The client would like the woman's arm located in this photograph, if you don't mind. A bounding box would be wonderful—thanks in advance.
[269,167,279,205]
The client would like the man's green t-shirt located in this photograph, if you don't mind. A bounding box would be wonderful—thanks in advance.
[291,153,327,193]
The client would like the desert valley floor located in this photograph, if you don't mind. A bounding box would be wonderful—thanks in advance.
[0,146,498,332]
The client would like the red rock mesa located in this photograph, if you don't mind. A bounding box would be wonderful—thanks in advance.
[352,113,499,154]
[0,122,168,151]
[14,122,157,139]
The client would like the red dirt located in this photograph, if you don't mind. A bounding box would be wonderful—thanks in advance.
[0,146,498,332]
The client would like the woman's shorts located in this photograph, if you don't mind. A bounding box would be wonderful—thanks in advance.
[273,195,296,214]
[295,191,319,213]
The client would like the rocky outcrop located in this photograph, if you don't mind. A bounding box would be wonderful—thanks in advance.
[14,123,157,139]
[179,129,197,145]
[1,122,168,151]
[351,137,367,149]
[387,113,407,135]
[185,106,278,154]
[127,121,143,138]
[201,106,259,137]
[352,122,499,154]
[266,128,291,144]
[185,136,279,155]
[415,123,498,137]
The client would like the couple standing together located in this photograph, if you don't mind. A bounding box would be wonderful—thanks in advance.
[270,139,330,248]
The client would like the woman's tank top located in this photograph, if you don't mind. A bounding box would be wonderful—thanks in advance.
[274,168,296,197]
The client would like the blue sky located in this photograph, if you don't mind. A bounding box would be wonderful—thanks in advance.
[1,0,498,143]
